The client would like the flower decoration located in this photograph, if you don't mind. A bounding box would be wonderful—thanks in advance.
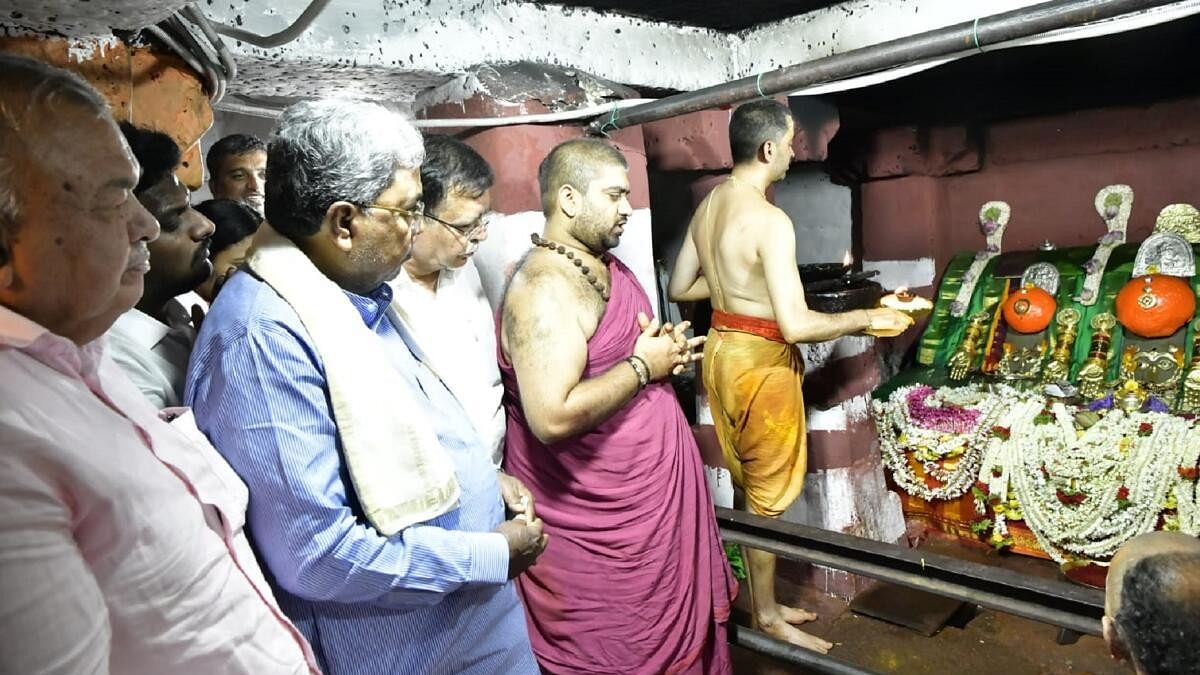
[875,384,1005,503]
[877,384,1200,564]
[1103,192,1123,220]
[988,532,1015,550]
[1117,485,1132,510]
[1006,499,1024,521]
[1143,397,1170,414]
[971,481,990,506]
[906,385,982,434]
[1088,394,1114,412]
[1056,488,1088,506]
[980,206,1002,235]
[1079,187,1131,307]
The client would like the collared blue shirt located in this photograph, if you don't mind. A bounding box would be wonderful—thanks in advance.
[185,270,538,675]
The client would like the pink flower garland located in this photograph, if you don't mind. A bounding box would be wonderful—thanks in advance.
[905,385,983,434]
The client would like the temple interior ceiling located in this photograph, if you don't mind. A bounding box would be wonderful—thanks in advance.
[4,0,1191,111]
[2,0,187,34]
[522,0,844,31]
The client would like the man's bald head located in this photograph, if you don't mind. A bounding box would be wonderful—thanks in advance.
[537,138,628,217]
[1103,532,1200,675]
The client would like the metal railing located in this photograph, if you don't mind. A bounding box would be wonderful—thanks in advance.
[718,507,1105,673]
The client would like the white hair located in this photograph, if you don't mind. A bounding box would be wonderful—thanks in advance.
[264,98,424,239]
[0,54,109,263]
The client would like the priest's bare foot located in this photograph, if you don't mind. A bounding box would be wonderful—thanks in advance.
[778,604,818,625]
[757,615,834,653]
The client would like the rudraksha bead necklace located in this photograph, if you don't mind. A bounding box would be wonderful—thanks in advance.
[530,233,610,301]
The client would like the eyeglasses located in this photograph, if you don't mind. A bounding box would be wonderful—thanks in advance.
[424,211,491,240]
[358,201,425,226]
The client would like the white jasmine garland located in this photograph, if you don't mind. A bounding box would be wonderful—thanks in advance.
[876,383,1200,563]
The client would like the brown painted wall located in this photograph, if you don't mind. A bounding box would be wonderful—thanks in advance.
[861,98,1200,276]
[641,98,840,172]
[0,36,213,188]
[459,124,650,214]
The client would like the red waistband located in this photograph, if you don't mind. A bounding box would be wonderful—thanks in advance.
[711,310,787,343]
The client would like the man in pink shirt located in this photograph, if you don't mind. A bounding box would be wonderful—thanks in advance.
[0,54,319,674]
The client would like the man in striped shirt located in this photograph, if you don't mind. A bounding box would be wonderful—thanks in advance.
[186,99,543,675]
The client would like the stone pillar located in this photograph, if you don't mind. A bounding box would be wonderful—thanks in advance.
[788,336,906,598]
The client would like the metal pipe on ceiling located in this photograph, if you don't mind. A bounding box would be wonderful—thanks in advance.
[180,4,238,83]
[587,0,1183,133]
[162,14,227,103]
[208,0,333,49]
[144,24,222,102]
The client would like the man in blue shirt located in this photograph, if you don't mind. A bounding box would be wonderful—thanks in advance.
[186,99,544,675]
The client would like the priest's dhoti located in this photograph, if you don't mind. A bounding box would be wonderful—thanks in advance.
[703,310,807,517]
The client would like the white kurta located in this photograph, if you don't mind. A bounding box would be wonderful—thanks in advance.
[106,305,193,409]
[391,259,506,467]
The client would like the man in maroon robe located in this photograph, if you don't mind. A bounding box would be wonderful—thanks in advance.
[499,138,737,674]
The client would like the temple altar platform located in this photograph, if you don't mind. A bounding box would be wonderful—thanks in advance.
[733,535,1121,675]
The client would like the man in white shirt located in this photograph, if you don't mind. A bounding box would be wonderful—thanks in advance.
[392,134,506,465]
[106,123,215,408]
[0,53,317,674]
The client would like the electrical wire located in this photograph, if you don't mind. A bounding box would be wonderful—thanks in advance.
[162,14,227,103]
[144,24,221,102]
[180,4,238,83]
[208,0,332,48]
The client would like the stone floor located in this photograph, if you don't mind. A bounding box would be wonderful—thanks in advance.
[729,537,1126,675]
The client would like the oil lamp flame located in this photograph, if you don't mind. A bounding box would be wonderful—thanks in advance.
[842,250,853,267]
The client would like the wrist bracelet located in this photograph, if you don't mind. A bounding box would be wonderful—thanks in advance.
[626,355,650,389]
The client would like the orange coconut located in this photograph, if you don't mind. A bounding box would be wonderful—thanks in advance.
[1002,286,1057,334]
[1115,274,1196,338]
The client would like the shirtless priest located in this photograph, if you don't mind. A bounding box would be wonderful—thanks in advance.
[669,99,913,652]
[500,138,738,674]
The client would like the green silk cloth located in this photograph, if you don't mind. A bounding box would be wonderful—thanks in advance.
[878,243,1200,401]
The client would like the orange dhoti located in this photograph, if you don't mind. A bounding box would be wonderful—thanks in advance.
[703,310,807,518]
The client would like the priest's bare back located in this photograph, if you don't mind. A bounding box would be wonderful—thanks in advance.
[670,174,911,341]
[669,100,911,654]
